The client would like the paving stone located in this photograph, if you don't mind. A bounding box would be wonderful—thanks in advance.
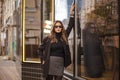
[0,60,21,80]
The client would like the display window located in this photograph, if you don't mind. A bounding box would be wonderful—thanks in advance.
[22,0,54,62]
[22,0,119,80]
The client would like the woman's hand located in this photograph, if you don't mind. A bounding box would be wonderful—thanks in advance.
[70,1,75,17]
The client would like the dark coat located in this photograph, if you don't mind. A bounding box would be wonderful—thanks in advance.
[38,17,74,77]
[82,23,105,77]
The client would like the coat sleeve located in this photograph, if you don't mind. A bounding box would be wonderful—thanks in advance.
[37,37,48,58]
[82,29,87,47]
[82,29,88,58]
[66,17,75,37]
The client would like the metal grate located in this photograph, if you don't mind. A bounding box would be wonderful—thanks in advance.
[22,62,44,80]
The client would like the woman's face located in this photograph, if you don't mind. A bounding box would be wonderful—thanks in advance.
[54,22,63,33]
[90,24,95,33]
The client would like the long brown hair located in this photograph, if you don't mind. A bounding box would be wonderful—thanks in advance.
[49,20,68,44]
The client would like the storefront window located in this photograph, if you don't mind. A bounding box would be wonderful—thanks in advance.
[79,0,119,80]
[75,0,82,78]
[22,0,54,62]
[55,0,119,80]
[42,0,54,38]
[22,0,119,79]
[22,0,42,62]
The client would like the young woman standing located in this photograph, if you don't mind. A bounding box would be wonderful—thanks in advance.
[38,2,75,80]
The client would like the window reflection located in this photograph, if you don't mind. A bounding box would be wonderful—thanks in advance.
[55,0,119,80]
[24,0,41,61]
[78,0,119,80]
[22,0,119,79]
[24,0,54,62]
[42,0,54,38]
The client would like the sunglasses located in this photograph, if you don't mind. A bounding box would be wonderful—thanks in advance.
[54,25,62,28]
[91,27,95,29]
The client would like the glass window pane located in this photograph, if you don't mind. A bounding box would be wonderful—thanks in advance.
[42,0,54,38]
[79,0,119,80]
[75,0,82,77]
[23,0,41,62]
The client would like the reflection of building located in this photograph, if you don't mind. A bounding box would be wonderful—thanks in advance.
[0,0,16,59]
[43,20,52,34]
[25,0,41,59]
[80,0,96,29]
[80,0,119,80]
[0,1,3,55]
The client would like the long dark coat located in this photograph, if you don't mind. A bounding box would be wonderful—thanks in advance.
[38,17,74,77]
[82,23,105,77]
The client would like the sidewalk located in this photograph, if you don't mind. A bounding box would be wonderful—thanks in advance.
[0,55,8,60]
[0,57,21,80]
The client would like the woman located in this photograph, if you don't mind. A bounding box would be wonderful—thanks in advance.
[82,22,105,78]
[38,3,75,80]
